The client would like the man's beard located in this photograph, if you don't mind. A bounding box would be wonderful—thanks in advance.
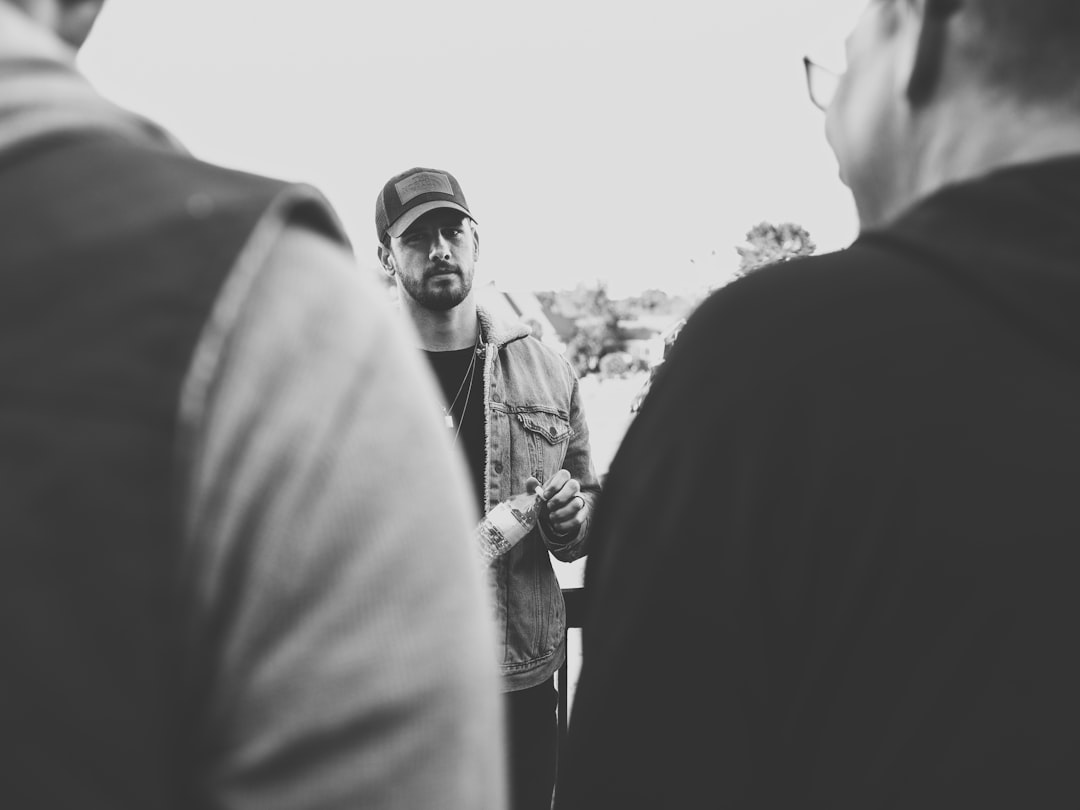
[402,263,473,312]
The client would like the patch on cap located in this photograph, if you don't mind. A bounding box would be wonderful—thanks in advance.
[376,166,473,244]
[396,172,454,204]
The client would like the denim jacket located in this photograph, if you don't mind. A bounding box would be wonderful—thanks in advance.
[477,306,601,692]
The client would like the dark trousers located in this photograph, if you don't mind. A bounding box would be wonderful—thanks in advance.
[507,679,558,810]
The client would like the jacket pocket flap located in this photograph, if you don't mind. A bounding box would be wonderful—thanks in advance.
[517,411,573,444]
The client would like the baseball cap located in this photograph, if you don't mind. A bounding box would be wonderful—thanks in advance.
[375,167,475,244]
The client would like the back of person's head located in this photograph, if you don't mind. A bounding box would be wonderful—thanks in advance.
[6,0,106,49]
[823,0,1080,229]
[960,0,1080,106]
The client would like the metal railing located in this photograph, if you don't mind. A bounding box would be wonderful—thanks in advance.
[557,587,585,769]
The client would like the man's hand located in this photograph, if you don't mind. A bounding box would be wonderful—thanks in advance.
[537,469,588,537]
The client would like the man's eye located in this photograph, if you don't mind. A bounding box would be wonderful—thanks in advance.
[444,229,463,238]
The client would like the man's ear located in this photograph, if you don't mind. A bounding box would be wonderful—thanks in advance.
[377,245,396,277]
[472,224,480,261]
[906,0,962,107]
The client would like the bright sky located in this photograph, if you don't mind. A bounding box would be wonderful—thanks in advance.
[79,0,868,297]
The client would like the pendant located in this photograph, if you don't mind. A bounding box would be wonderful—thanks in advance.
[445,411,455,429]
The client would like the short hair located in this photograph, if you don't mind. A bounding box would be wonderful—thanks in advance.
[963,0,1080,104]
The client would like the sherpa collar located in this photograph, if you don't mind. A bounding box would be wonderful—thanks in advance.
[477,305,531,350]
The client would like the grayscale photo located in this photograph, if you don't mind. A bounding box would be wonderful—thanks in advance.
[3,0,1078,807]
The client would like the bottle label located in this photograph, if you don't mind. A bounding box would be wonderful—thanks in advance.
[478,498,539,562]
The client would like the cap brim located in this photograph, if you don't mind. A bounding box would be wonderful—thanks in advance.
[387,201,474,238]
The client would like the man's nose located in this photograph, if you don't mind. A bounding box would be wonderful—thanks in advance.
[429,234,451,260]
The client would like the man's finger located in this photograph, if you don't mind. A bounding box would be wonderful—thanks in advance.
[546,480,581,511]
[540,469,571,501]
[549,492,586,522]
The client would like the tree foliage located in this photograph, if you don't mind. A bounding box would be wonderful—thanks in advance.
[538,283,624,376]
[735,221,816,275]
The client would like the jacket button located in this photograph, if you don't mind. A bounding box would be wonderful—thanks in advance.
[493,461,503,474]
[549,426,557,437]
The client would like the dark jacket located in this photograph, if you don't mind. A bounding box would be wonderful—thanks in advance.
[558,156,1080,809]
[0,132,338,809]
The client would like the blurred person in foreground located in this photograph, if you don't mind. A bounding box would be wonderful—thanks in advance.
[0,2,506,809]
[556,1,1080,807]
[375,167,600,810]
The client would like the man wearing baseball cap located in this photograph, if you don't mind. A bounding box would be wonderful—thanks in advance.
[377,167,601,810]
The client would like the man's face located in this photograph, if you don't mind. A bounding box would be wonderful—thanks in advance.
[386,209,478,312]
[826,0,914,229]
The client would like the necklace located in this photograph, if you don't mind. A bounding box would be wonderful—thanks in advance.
[443,331,481,432]
[448,353,478,446]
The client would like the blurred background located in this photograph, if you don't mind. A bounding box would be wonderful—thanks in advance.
[79,0,869,706]
[80,0,867,574]
[80,0,865,293]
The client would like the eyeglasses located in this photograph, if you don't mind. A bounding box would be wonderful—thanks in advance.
[803,56,841,112]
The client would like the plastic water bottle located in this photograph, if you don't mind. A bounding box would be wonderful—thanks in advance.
[478,487,545,562]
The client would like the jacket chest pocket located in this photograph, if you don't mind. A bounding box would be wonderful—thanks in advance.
[516,410,573,481]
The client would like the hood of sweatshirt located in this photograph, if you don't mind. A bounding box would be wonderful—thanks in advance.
[864,154,1080,367]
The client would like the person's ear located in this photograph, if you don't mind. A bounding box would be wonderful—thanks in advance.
[471,224,480,261]
[906,0,962,107]
[377,245,396,277]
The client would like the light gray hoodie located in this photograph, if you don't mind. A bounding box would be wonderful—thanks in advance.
[0,6,507,809]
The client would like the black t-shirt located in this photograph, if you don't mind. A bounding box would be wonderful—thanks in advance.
[423,346,485,514]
